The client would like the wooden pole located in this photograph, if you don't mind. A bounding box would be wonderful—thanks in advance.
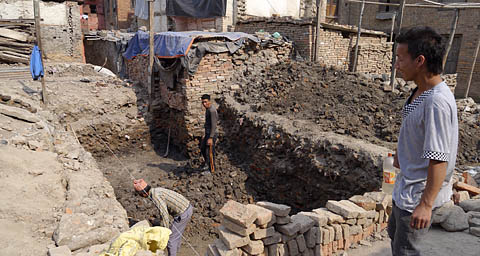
[314,0,322,62]
[389,13,396,42]
[33,0,47,106]
[148,0,154,112]
[352,0,365,72]
[389,0,406,91]
[464,32,480,98]
[442,8,459,71]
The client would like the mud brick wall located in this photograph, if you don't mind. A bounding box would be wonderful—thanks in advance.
[126,41,293,157]
[208,194,392,256]
[219,96,391,209]
[352,43,393,74]
[235,18,392,72]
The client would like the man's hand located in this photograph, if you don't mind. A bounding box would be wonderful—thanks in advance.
[410,202,432,229]
[393,153,400,169]
[207,138,213,146]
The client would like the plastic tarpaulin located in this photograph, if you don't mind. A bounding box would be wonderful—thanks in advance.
[100,226,171,256]
[123,31,259,60]
[166,0,226,18]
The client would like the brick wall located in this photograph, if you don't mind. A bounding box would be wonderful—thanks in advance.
[338,0,480,100]
[126,40,293,156]
[235,18,392,72]
[117,0,134,29]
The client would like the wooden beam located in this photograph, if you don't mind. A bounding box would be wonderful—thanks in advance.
[464,32,480,98]
[389,13,396,42]
[34,0,48,106]
[389,0,406,91]
[443,9,459,71]
[0,51,29,64]
[352,0,366,72]
[454,182,480,196]
[314,0,322,62]
[0,28,30,42]
[148,0,154,112]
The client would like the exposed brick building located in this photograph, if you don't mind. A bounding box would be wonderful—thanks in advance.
[337,0,480,100]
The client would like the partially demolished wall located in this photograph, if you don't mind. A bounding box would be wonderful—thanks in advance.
[235,18,392,73]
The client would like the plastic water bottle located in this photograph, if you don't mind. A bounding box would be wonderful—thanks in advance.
[382,153,396,194]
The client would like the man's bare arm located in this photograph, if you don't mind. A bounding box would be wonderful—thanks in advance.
[410,159,447,229]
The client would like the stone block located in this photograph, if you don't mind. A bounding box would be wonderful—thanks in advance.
[320,228,330,245]
[256,202,291,217]
[459,199,480,212]
[357,218,367,225]
[457,191,471,202]
[469,216,480,227]
[207,244,220,256]
[432,201,455,224]
[304,228,317,248]
[268,243,287,256]
[281,233,296,243]
[219,226,251,249]
[363,192,389,210]
[252,227,276,240]
[440,206,469,232]
[296,234,307,252]
[331,224,343,241]
[341,224,350,238]
[349,195,376,211]
[262,232,282,245]
[374,211,380,222]
[291,214,315,234]
[314,245,321,256]
[350,225,362,236]
[326,200,358,219]
[276,222,300,236]
[345,218,356,225]
[246,204,275,226]
[276,216,291,225]
[297,212,328,227]
[378,210,385,223]
[303,248,314,256]
[215,239,241,256]
[223,218,256,237]
[242,240,264,255]
[326,226,335,243]
[340,200,368,218]
[287,239,299,256]
[312,208,344,224]
[366,210,376,219]
[220,200,258,228]
[470,227,480,237]
[48,246,72,256]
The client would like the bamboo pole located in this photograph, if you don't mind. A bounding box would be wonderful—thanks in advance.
[148,0,154,112]
[33,0,47,106]
[314,0,322,62]
[389,13,396,42]
[442,9,459,71]
[464,33,480,98]
[389,0,406,91]
[352,0,366,72]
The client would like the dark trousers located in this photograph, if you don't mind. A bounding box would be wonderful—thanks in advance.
[388,202,433,256]
[200,135,216,170]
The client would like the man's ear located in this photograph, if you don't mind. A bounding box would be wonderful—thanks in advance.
[416,55,426,68]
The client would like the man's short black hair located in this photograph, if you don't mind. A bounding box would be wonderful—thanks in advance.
[137,185,151,196]
[201,94,211,100]
[396,26,445,75]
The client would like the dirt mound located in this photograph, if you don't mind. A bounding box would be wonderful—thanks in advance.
[234,61,479,165]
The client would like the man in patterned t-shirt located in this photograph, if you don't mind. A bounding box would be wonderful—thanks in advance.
[389,26,458,255]
[134,179,192,256]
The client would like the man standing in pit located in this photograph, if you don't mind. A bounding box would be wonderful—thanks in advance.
[200,94,218,172]
[133,179,193,256]
[389,26,458,255]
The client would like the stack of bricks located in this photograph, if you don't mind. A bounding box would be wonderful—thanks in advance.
[353,43,393,74]
[207,192,392,256]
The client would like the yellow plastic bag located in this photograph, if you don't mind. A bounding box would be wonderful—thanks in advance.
[100,226,171,256]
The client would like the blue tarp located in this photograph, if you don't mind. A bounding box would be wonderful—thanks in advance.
[30,45,44,80]
[123,31,259,60]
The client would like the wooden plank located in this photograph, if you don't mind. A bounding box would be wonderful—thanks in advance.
[0,46,30,54]
[0,28,30,42]
[0,52,29,64]
[454,182,480,196]
[1,50,29,58]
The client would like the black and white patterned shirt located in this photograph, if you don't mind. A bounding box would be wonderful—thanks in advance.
[393,82,458,212]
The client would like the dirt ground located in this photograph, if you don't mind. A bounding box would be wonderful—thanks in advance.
[234,61,480,165]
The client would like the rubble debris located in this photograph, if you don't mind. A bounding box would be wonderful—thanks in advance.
[208,197,392,256]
